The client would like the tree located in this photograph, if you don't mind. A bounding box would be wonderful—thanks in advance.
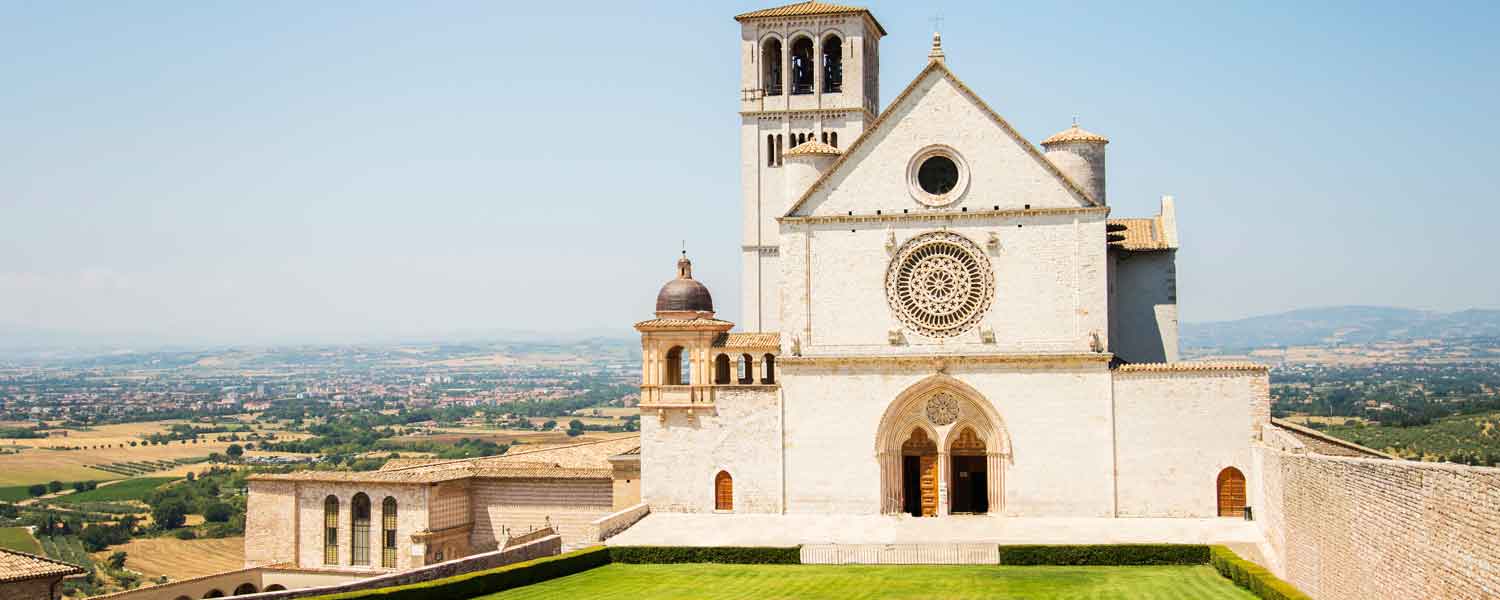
[27,484,46,497]
[567,420,584,437]
[46,481,63,493]
[152,500,188,530]
[226,444,244,459]
[185,471,195,482]
[202,502,233,523]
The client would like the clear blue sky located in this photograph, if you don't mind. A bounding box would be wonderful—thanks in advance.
[2,1,1496,344]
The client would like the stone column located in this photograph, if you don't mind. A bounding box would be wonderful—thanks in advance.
[987,452,1005,514]
[936,451,949,517]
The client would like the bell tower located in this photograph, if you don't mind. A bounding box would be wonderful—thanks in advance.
[734,2,886,332]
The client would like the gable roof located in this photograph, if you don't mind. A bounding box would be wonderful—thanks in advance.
[734,2,887,36]
[782,60,1102,218]
[0,548,85,583]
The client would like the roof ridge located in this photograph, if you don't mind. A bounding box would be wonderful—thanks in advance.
[781,60,1100,218]
[383,435,641,473]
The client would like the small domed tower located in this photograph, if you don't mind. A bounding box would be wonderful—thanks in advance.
[635,253,733,412]
[783,139,841,201]
[1042,122,1109,205]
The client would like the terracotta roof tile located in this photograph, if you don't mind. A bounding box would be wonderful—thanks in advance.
[1042,123,1109,146]
[734,2,886,35]
[784,141,842,157]
[1115,361,1269,373]
[634,317,735,331]
[251,436,641,484]
[0,549,85,583]
[1107,217,1173,252]
[712,332,781,349]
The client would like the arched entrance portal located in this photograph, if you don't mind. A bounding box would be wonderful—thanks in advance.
[876,375,1010,516]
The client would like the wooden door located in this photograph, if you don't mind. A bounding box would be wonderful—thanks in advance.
[919,455,938,517]
[715,471,733,511]
[1217,467,1246,517]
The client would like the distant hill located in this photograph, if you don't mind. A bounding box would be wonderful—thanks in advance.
[1182,306,1500,350]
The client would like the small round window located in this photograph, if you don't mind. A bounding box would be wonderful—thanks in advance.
[906,146,969,207]
[917,156,959,195]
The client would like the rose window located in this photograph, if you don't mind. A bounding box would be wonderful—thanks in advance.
[886,232,995,338]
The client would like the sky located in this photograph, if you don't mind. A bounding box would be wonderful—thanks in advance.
[1,1,1497,345]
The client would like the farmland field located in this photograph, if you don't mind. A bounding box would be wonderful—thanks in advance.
[51,477,177,504]
[474,564,1256,600]
[0,420,311,486]
[91,537,244,581]
[0,527,41,554]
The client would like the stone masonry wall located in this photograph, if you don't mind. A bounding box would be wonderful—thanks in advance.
[0,578,55,600]
[1257,447,1500,600]
[245,481,297,567]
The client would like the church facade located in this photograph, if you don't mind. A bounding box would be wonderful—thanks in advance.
[636,1,1271,520]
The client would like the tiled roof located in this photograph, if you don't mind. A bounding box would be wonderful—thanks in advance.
[1107,217,1173,252]
[474,437,643,469]
[252,436,642,484]
[634,317,735,331]
[0,549,85,583]
[784,141,842,157]
[734,2,886,35]
[1115,361,1269,373]
[248,466,475,484]
[471,466,613,480]
[1042,123,1109,146]
[712,332,781,349]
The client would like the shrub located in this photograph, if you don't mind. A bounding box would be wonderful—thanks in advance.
[153,500,188,530]
[27,484,46,497]
[310,546,611,600]
[46,481,64,493]
[1209,545,1312,600]
[608,546,801,564]
[201,502,233,523]
[998,544,1210,566]
[173,528,197,540]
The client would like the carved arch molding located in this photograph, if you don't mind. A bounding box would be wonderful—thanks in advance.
[875,375,1010,516]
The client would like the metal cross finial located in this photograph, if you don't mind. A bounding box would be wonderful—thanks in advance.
[929,14,944,33]
[1073,115,1079,127]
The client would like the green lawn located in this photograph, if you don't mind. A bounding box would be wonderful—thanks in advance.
[474,563,1256,600]
[50,477,177,504]
[0,527,41,554]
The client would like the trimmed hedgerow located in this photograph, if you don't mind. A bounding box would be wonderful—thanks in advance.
[609,546,801,564]
[309,546,611,600]
[1209,545,1312,600]
[998,544,1210,566]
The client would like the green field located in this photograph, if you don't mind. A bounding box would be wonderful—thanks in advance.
[0,485,36,502]
[51,477,177,504]
[1322,411,1500,465]
[474,564,1255,600]
[0,527,41,554]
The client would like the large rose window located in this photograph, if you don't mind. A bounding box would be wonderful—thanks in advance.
[886,232,995,338]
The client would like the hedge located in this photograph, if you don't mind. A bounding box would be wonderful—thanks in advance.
[998,544,1210,566]
[609,546,801,564]
[310,546,611,600]
[1209,545,1312,600]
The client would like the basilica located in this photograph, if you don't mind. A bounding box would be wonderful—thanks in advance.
[634,1,1274,521]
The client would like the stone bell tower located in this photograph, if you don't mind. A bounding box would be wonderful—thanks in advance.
[734,1,886,333]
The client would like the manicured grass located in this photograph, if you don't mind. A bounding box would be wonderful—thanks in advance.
[473,563,1257,600]
[0,527,41,554]
[50,477,177,504]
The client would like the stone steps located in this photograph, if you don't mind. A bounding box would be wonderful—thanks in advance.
[801,543,1000,565]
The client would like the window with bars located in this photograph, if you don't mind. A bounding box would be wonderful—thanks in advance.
[323,496,339,565]
[381,497,398,568]
[351,493,371,566]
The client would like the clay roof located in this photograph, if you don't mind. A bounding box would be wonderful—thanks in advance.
[1042,123,1109,146]
[1107,217,1172,252]
[712,332,781,349]
[472,436,643,470]
[634,317,735,331]
[1115,361,1269,373]
[734,1,887,36]
[785,140,842,157]
[1271,418,1393,459]
[0,549,85,583]
[782,60,1100,217]
[252,437,641,484]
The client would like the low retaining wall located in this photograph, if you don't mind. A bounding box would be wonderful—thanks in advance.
[1257,446,1500,600]
[801,543,998,564]
[589,503,649,543]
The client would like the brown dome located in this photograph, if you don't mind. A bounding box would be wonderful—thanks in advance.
[655,254,714,315]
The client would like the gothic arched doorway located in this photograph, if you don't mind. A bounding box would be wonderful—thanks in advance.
[876,375,1010,516]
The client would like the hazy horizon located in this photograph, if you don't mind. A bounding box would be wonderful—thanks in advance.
[4,1,1497,345]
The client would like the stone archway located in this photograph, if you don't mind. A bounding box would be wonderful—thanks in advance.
[876,374,1010,516]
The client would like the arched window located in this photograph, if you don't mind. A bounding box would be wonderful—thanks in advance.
[760,354,776,384]
[232,583,258,596]
[775,134,784,166]
[664,346,687,385]
[761,38,783,96]
[822,34,843,93]
[790,36,814,94]
[351,493,370,566]
[203,590,225,599]
[264,586,287,592]
[738,353,753,384]
[830,132,838,147]
[714,354,732,384]
[715,471,733,511]
[381,497,398,568]
[1217,467,1247,517]
[323,496,339,565]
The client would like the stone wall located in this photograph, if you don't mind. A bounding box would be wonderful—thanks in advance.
[292,482,428,572]
[1257,447,1500,600]
[641,386,783,514]
[244,480,297,567]
[469,478,613,551]
[1108,250,1178,363]
[0,578,56,600]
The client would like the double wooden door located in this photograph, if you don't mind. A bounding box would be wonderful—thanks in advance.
[902,455,938,517]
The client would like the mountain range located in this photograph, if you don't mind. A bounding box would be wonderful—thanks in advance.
[1181,306,1500,350]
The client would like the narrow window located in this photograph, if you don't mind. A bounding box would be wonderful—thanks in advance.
[665,346,687,385]
[323,496,339,565]
[714,354,732,384]
[738,353,753,384]
[822,35,843,93]
[381,497,398,568]
[790,37,814,94]
[761,354,776,384]
[761,38,783,96]
[351,493,370,566]
[715,471,733,511]
[766,135,775,167]
[830,132,838,147]
[775,135,783,166]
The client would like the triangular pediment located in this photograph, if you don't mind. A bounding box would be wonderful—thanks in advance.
[784,61,1097,218]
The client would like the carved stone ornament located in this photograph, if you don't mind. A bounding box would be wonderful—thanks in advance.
[925,392,961,426]
[886,231,996,338]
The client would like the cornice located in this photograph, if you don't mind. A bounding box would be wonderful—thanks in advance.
[780,353,1112,369]
[779,205,1109,226]
[742,106,875,120]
